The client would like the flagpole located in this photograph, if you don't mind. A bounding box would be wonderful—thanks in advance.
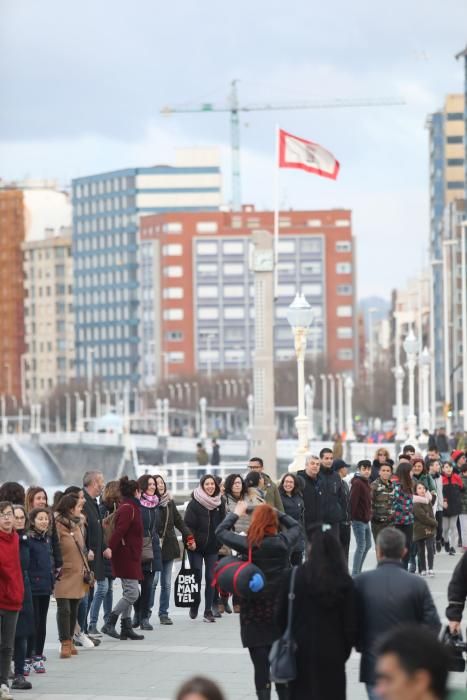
[273,124,280,300]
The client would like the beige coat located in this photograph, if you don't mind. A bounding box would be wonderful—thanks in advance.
[54,518,87,600]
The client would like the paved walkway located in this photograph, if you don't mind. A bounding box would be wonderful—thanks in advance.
[19,547,466,700]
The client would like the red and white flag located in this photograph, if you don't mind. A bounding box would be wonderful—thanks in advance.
[278,128,340,180]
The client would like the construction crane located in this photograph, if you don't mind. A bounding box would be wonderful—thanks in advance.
[162,80,405,211]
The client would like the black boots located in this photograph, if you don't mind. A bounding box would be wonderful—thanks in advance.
[140,618,154,631]
[120,617,144,640]
[101,612,120,639]
[256,689,271,700]
[132,612,141,628]
[275,684,289,700]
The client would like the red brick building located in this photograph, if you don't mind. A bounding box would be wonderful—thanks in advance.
[138,207,357,384]
[0,189,26,399]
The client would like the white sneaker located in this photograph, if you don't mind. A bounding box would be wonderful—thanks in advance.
[73,631,94,649]
[428,569,435,577]
[0,683,14,700]
[420,571,427,577]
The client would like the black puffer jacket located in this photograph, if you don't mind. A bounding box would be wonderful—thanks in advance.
[184,497,226,555]
[83,491,105,581]
[140,504,162,574]
[158,499,192,561]
[318,467,345,524]
[15,531,35,638]
[447,551,467,621]
[296,470,322,528]
[279,490,305,553]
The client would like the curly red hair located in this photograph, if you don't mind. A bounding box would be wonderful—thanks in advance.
[247,504,279,547]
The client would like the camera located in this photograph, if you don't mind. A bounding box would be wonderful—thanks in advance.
[441,626,467,672]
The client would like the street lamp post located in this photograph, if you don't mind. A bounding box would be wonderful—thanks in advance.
[320,374,327,439]
[286,294,314,472]
[462,222,467,431]
[337,374,344,435]
[328,374,336,436]
[394,365,406,442]
[344,376,356,441]
[403,328,418,445]
[429,259,442,430]
[420,347,431,432]
[199,397,207,440]
[305,378,316,440]
[443,239,457,436]
[65,393,71,433]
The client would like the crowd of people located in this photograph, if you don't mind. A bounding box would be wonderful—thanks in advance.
[0,444,467,699]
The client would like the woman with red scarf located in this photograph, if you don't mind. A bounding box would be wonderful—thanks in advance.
[215,502,300,700]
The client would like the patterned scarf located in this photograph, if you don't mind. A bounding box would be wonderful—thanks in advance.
[158,491,170,508]
[140,492,160,509]
[193,485,222,511]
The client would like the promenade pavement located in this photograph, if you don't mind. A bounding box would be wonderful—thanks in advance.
[20,546,467,700]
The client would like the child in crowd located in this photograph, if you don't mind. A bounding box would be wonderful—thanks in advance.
[412,483,437,577]
[441,461,464,555]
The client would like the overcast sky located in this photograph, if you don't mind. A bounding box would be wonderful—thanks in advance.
[1,0,466,299]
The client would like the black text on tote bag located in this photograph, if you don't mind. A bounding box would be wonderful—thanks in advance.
[174,548,201,608]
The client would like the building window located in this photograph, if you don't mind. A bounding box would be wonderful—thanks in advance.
[447,135,463,144]
[197,242,217,255]
[166,331,184,341]
[223,263,244,276]
[222,241,244,255]
[335,219,350,227]
[447,113,464,121]
[447,158,464,166]
[278,284,296,297]
[163,287,184,299]
[447,182,464,190]
[168,351,185,363]
[224,327,244,341]
[163,266,183,277]
[300,238,321,253]
[337,305,353,318]
[336,240,352,253]
[337,326,353,339]
[337,348,353,360]
[278,262,295,275]
[198,286,218,298]
[224,285,244,298]
[163,244,183,256]
[301,283,322,296]
[163,222,182,234]
[278,240,295,254]
[300,261,321,275]
[224,307,245,319]
[197,263,217,277]
[336,262,352,274]
[199,349,220,362]
[337,284,352,295]
[163,308,184,321]
[196,221,218,233]
[306,219,321,227]
[198,307,219,320]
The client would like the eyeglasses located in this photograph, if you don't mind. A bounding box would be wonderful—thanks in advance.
[0,512,14,520]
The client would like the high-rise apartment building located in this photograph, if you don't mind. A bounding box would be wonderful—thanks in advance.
[427,94,465,398]
[0,180,71,400]
[72,150,222,390]
[139,207,357,385]
[22,230,75,400]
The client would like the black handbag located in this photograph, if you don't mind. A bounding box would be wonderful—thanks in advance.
[173,548,201,608]
[269,566,298,683]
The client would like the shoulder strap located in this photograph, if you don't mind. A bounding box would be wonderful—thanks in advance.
[161,508,169,541]
[72,532,91,573]
[285,566,298,636]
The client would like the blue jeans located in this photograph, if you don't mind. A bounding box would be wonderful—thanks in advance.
[188,551,218,613]
[77,591,89,633]
[352,521,372,576]
[149,559,174,617]
[89,577,114,626]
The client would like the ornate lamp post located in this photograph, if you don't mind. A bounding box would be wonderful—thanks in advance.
[394,365,406,442]
[403,328,418,445]
[286,294,314,472]
[420,347,431,432]
[344,376,356,441]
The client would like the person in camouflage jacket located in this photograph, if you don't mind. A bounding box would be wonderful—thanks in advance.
[370,463,395,544]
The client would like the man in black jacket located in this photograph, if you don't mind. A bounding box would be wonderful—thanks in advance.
[333,459,351,564]
[81,471,112,639]
[354,527,440,700]
[297,454,322,530]
[318,447,346,539]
